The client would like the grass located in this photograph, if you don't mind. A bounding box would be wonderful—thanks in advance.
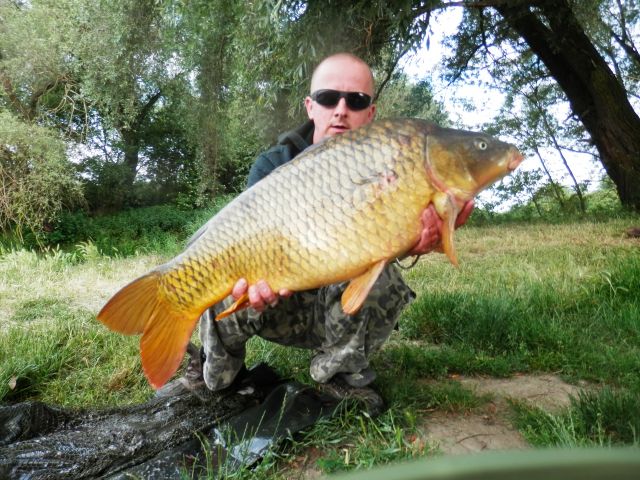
[1,212,639,476]
[513,387,640,447]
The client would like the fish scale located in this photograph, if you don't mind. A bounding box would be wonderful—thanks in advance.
[98,118,523,389]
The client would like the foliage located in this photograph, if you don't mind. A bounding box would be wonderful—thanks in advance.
[2,0,640,231]
[0,111,84,241]
[375,73,449,124]
[9,200,232,256]
[514,387,640,447]
[473,175,626,223]
[444,0,640,209]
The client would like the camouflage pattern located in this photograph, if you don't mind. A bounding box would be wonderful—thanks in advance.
[200,264,415,391]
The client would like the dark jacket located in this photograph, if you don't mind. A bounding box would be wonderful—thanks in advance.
[246,120,315,188]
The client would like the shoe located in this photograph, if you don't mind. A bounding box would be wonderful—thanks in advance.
[318,374,384,417]
[155,342,206,397]
[337,367,376,388]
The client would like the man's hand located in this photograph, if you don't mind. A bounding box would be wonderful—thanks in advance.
[407,200,474,256]
[231,278,293,313]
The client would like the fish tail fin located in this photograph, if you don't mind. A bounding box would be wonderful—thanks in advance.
[97,272,161,334]
[140,306,199,389]
[97,271,200,389]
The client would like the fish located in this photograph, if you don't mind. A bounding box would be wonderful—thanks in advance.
[97,118,523,389]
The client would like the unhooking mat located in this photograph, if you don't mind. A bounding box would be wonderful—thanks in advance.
[0,364,339,479]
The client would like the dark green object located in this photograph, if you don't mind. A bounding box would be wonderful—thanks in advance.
[329,448,640,480]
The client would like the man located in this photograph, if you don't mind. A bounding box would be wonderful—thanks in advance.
[159,53,472,411]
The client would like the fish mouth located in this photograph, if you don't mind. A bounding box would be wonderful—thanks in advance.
[508,150,524,171]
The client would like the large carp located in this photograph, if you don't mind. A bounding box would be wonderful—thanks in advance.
[98,118,523,389]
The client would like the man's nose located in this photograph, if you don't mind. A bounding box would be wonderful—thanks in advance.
[333,97,348,116]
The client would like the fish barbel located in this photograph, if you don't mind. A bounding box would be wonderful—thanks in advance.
[98,119,523,389]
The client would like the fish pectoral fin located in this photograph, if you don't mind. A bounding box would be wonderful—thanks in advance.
[215,293,250,321]
[341,259,387,315]
[140,307,199,390]
[433,192,461,267]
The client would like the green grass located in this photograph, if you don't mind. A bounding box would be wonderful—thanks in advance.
[513,387,640,447]
[1,212,639,477]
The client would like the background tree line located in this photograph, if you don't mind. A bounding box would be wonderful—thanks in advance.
[0,0,638,244]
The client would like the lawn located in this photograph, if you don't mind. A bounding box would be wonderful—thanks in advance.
[1,214,639,477]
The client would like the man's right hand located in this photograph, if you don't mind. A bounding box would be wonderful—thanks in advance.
[232,278,292,313]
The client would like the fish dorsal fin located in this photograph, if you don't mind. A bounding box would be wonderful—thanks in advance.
[215,292,250,320]
[341,259,387,315]
[433,192,461,267]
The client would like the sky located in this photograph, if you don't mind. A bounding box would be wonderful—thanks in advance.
[398,8,607,202]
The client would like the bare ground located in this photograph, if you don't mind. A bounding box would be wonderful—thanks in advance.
[418,374,588,455]
[285,374,588,478]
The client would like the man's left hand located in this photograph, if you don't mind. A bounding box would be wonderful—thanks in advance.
[407,200,474,256]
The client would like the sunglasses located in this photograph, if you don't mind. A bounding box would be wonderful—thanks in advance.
[310,89,373,111]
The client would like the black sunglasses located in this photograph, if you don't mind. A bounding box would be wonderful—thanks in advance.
[310,89,373,111]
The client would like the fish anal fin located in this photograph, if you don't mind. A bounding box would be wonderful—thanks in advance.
[97,272,160,335]
[140,307,200,389]
[342,260,387,315]
[215,293,250,321]
[433,192,461,267]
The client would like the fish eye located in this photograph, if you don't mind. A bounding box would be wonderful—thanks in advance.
[475,138,488,150]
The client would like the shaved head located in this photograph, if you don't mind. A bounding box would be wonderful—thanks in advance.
[305,53,377,143]
[310,53,375,96]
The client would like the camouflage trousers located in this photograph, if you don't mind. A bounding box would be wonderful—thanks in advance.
[199,264,415,391]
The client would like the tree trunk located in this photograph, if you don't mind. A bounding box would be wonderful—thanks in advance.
[114,90,163,204]
[495,0,640,210]
[120,128,141,189]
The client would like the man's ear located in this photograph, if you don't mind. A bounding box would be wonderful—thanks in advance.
[304,96,314,119]
[368,104,377,121]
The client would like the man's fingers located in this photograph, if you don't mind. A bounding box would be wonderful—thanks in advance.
[256,280,278,307]
[248,284,266,312]
[234,279,287,312]
[408,205,443,255]
[232,278,248,300]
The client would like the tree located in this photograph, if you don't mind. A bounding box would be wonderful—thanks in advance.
[0,0,86,236]
[376,74,450,124]
[0,112,83,240]
[72,0,175,206]
[445,0,640,210]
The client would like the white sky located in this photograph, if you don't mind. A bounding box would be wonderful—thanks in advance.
[398,8,606,200]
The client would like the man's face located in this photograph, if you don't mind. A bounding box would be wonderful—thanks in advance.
[305,57,376,144]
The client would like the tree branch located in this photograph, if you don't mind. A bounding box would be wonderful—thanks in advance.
[374,43,413,101]
[136,89,162,127]
[438,0,536,9]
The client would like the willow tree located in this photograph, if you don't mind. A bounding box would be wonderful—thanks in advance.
[70,0,178,207]
[445,0,640,210]
[0,0,84,237]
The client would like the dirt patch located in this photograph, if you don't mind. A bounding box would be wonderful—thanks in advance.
[419,374,588,455]
[421,408,529,455]
[283,446,325,480]
[458,374,587,413]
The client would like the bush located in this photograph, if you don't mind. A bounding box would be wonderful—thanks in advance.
[9,199,233,256]
[0,111,84,242]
